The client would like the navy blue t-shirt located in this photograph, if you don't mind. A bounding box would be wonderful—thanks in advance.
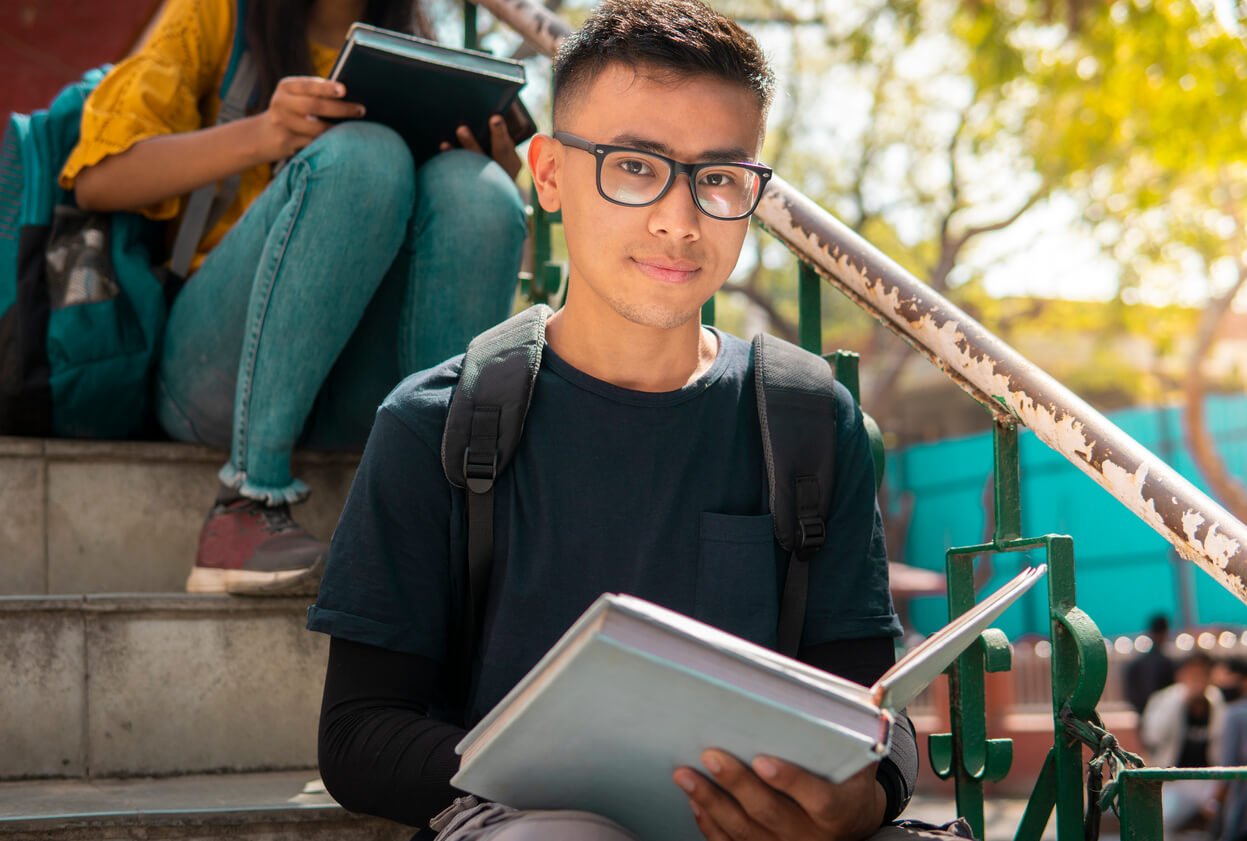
[308,331,901,726]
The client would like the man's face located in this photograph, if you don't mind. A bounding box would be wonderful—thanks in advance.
[533,63,765,331]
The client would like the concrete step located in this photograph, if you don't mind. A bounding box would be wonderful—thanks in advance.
[0,437,359,595]
[0,770,411,841]
[1,594,324,780]
[0,778,1052,841]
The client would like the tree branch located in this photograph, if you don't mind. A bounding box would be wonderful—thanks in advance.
[721,278,799,343]
[1182,186,1247,522]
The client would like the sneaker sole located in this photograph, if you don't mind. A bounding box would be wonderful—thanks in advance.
[186,555,326,597]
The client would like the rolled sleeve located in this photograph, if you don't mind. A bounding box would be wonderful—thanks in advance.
[308,374,465,664]
[59,0,233,219]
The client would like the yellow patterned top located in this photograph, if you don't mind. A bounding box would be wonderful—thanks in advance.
[59,0,338,271]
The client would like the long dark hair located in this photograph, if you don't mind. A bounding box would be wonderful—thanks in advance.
[246,0,433,108]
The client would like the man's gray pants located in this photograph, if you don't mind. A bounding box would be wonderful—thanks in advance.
[430,796,977,841]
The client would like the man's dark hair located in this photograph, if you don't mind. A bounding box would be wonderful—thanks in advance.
[1147,614,1169,637]
[551,0,774,126]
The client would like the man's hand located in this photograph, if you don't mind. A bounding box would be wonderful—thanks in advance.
[439,116,524,180]
[673,749,887,841]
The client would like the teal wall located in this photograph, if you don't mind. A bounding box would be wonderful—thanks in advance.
[886,394,1247,639]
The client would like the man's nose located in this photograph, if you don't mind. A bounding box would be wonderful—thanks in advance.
[647,174,701,239]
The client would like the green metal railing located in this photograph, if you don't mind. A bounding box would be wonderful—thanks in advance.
[462,3,1247,838]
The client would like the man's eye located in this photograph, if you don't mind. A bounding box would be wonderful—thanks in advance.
[617,158,655,177]
[699,170,737,188]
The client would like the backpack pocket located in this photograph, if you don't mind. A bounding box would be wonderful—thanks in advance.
[43,207,167,437]
[695,511,782,648]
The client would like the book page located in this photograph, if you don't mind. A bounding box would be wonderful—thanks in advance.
[871,563,1046,711]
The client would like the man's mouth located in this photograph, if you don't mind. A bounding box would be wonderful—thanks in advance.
[632,257,700,284]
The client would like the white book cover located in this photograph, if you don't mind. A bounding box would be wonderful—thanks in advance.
[452,564,1046,841]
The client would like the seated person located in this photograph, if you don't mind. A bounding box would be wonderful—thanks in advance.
[62,0,527,595]
[309,0,922,837]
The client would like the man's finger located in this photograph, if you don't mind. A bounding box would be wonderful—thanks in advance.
[751,755,876,827]
[689,799,736,841]
[701,750,805,838]
[674,767,760,841]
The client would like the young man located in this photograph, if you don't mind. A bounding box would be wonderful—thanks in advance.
[308,0,919,838]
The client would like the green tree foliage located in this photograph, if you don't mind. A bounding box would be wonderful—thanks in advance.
[703,0,1247,446]
[465,0,1245,456]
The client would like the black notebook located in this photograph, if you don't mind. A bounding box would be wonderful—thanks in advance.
[329,24,537,163]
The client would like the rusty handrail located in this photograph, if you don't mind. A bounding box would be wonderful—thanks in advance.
[473,0,1247,605]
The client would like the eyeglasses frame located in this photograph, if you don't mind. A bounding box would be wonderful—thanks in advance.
[551,131,773,221]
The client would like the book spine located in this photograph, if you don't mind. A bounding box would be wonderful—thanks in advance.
[873,709,893,757]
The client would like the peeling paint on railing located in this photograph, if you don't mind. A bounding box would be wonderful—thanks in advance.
[756,177,1246,604]
[472,0,1247,605]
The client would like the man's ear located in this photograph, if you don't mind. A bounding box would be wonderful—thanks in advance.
[528,134,562,213]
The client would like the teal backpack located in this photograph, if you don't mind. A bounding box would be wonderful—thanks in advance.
[0,6,253,438]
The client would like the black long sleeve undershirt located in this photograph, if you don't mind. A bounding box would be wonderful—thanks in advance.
[318,635,918,830]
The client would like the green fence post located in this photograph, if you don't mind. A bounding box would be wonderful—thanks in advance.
[1117,774,1164,841]
[798,261,821,353]
[1046,535,1102,841]
[992,420,1021,544]
[831,351,860,403]
[1014,749,1057,841]
[463,0,479,49]
[944,550,987,839]
[526,184,563,305]
[701,295,715,326]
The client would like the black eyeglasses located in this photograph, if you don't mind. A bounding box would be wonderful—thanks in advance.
[552,131,772,221]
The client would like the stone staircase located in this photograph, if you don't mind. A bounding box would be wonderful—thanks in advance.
[0,772,410,841]
[0,437,412,839]
[1,437,357,595]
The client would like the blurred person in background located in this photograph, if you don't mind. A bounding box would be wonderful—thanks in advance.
[1215,657,1247,841]
[1213,655,1246,705]
[1125,614,1176,717]
[1141,650,1226,833]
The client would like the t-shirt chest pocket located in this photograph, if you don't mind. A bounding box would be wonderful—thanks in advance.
[695,511,782,648]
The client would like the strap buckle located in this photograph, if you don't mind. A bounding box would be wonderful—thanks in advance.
[794,474,824,556]
[463,447,499,494]
[797,516,825,552]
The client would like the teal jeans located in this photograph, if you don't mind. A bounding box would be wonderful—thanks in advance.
[155,122,526,503]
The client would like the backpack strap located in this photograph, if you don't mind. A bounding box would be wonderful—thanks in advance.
[442,304,552,667]
[168,49,258,280]
[752,333,838,658]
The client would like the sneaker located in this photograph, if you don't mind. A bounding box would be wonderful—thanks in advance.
[186,498,328,595]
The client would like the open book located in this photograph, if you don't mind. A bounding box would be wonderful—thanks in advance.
[329,24,536,164]
[452,564,1046,841]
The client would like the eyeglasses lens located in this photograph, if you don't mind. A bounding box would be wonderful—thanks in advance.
[695,165,761,219]
[599,150,760,219]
